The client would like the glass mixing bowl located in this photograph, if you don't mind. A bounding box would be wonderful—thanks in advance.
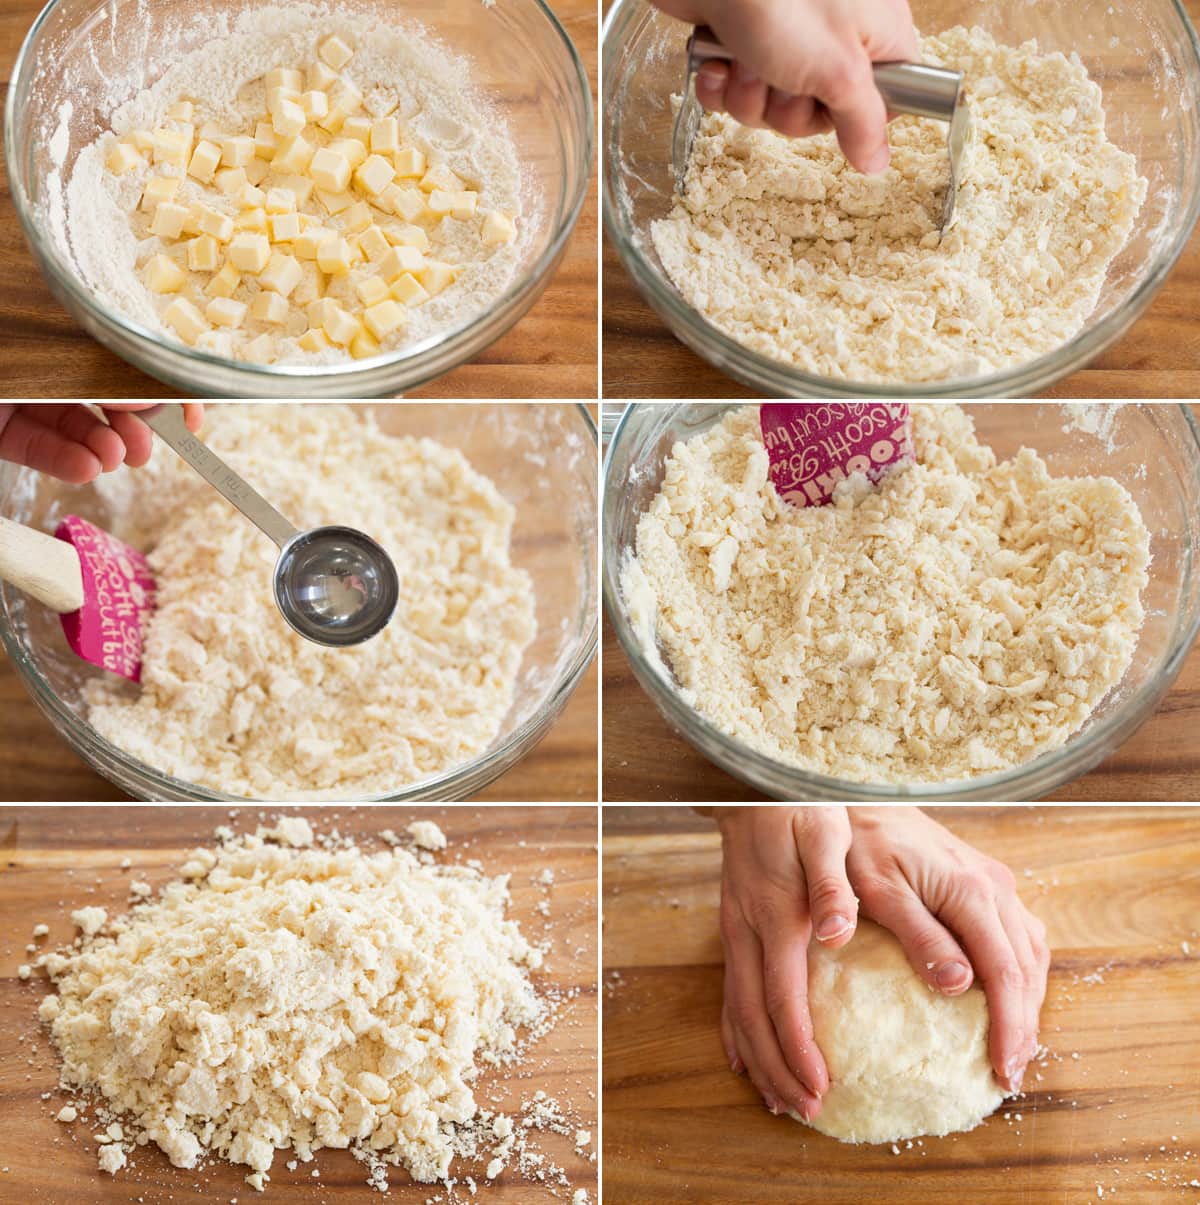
[5,0,592,398]
[604,403,1200,801]
[0,403,598,801]
[602,0,1200,397]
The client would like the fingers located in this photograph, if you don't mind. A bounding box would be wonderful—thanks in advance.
[815,47,891,174]
[764,92,833,140]
[792,809,856,948]
[0,410,103,484]
[863,880,974,995]
[996,894,1050,1089]
[721,897,821,1119]
[103,409,155,468]
[720,1002,743,1074]
[721,61,771,129]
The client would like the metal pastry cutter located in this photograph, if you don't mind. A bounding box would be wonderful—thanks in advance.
[671,25,973,233]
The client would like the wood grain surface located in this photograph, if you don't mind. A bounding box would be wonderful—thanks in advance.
[602,804,1200,1204]
[601,0,1200,400]
[0,804,598,1203]
[603,403,1200,803]
[0,1,597,399]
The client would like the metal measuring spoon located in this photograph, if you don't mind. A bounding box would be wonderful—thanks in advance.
[141,405,398,646]
[672,26,973,233]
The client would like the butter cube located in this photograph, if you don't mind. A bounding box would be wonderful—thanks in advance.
[106,142,143,175]
[294,227,332,260]
[307,61,337,91]
[293,262,325,305]
[339,201,373,235]
[450,190,478,220]
[179,206,204,237]
[272,134,314,175]
[418,261,459,295]
[141,176,181,211]
[144,253,187,293]
[259,250,303,296]
[272,98,307,139]
[363,299,406,338]
[317,236,353,276]
[355,154,394,197]
[165,100,195,122]
[221,136,256,168]
[323,304,360,346]
[316,190,355,216]
[265,187,297,214]
[215,167,248,196]
[265,67,304,92]
[307,297,338,329]
[270,210,303,242]
[195,329,234,358]
[196,208,235,243]
[481,209,517,245]
[350,328,382,359]
[241,333,276,364]
[187,139,222,183]
[310,147,352,193]
[329,138,368,170]
[186,234,221,272]
[370,118,401,155]
[378,243,424,281]
[427,188,455,216]
[235,206,269,233]
[254,122,277,159]
[316,106,348,135]
[342,115,372,145]
[238,183,266,209]
[357,224,390,262]
[206,296,248,328]
[393,147,426,179]
[298,327,332,353]
[387,186,428,222]
[197,121,224,144]
[205,261,241,298]
[228,232,272,273]
[330,80,363,117]
[169,121,196,147]
[130,129,156,152]
[301,90,330,121]
[163,297,208,344]
[419,162,461,194]
[150,201,190,239]
[355,275,389,306]
[385,222,430,252]
[152,127,191,167]
[251,291,290,324]
[319,34,354,70]
[244,158,270,186]
[266,85,302,113]
[390,272,430,306]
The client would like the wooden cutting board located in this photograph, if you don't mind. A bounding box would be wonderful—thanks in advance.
[0,805,598,1204]
[603,805,1200,1204]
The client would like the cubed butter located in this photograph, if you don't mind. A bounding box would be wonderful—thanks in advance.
[450,190,478,220]
[265,67,304,92]
[195,329,234,358]
[363,299,406,338]
[205,261,241,298]
[215,167,248,196]
[130,129,156,152]
[221,136,256,168]
[144,253,187,293]
[235,206,269,233]
[106,142,143,175]
[244,158,270,186]
[241,333,276,364]
[307,297,338,329]
[251,290,290,324]
[187,139,222,183]
[254,122,277,158]
[272,97,307,139]
[270,210,303,242]
[294,227,332,260]
[310,147,352,193]
[298,327,332,352]
[329,138,368,170]
[197,120,224,144]
[259,250,303,296]
[323,304,361,346]
[419,162,461,193]
[301,90,330,121]
[205,296,248,328]
[355,275,389,306]
[150,201,190,239]
[228,232,272,273]
[196,207,235,242]
[339,200,373,235]
[342,115,372,145]
[165,100,195,122]
[371,118,401,155]
[319,35,354,70]
[316,188,356,215]
[427,188,455,216]
[265,187,297,214]
[317,236,353,276]
[385,222,430,252]
[330,80,363,117]
[393,147,426,179]
[355,154,395,197]
[418,261,459,295]
[481,209,517,245]
[238,183,267,209]
[390,272,430,306]
[163,297,208,343]
[152,127,191,167]
[187,234,221,272]
[378,243,424,281]
[387,186,428,223]
[350,328,382,359]
[272,134,314,174]
[141,176,181,211]
[307,61,337,91]
[357,224,390,262]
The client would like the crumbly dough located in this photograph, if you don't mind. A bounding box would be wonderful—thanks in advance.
[796,920,1006,1144]
[84,405,535,798]
[652,27,1146,383]
[36,821,544,1185]
[623,404,1149,784]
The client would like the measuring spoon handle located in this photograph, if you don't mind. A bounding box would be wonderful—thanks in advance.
[141,405,298,549]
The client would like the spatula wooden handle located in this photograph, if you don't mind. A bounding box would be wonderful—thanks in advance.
[0,516,85,614]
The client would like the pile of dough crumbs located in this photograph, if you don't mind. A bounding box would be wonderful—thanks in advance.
[81,404,536,798]
[28,816,594,1200]
[623,403,1150,784]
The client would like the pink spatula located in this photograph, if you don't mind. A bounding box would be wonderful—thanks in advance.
[759,403,915,508]
[0,514,154,681]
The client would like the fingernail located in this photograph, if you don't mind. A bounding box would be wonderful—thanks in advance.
[731,1054,744,1075]
[697,61,726,87]
[815,914,853,943]
[935,962,970,992]
[1008,1069,1024,1094]
[734,61,759,85]
[763,1095,781,1114]
[863,144,890,175]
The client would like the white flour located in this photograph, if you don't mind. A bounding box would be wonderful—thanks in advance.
[653,27,1146,383]
[58,3,527,362]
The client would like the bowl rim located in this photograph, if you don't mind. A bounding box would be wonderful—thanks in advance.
[602,401,1200,800]
[601,0,1200,398]
[4,0,595,390]
[0,403,600,802]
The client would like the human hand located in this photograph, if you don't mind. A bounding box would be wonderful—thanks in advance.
[713,806,858,1120]
[656,0,919,173]
[845,807,1050,1094]
[0,404,204,484]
